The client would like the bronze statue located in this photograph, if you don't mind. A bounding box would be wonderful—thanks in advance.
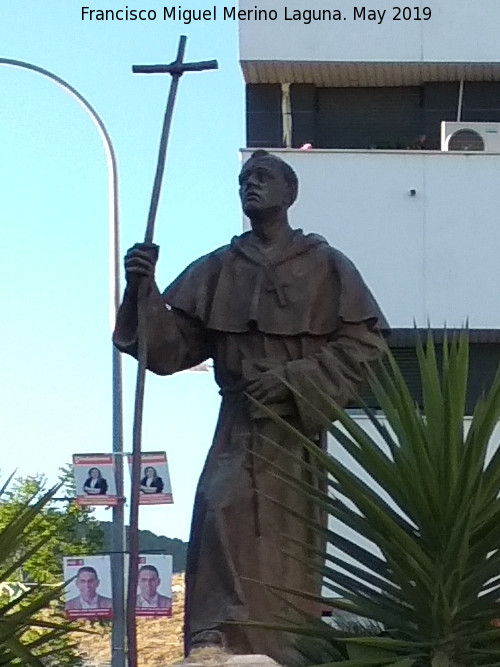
[113,150,388,664]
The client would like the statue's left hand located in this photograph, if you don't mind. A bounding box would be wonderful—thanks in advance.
[245,371,289,404]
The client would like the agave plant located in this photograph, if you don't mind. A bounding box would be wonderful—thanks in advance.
[250,332,500,667]
[0,475,83,666]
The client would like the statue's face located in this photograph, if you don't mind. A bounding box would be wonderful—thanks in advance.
[239,159,290,217]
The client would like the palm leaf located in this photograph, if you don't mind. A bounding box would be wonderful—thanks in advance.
[250,332,500,666]
[0,477,85,666]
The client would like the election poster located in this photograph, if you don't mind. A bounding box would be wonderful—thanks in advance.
[63,555,113,620]
[72,453,118,506]
[127,451,174,505]
[136,554,173,618]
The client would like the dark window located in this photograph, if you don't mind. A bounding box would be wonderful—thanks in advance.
[462,82,500,123]
[290,84,316,148]
[422,82,460,149]
[246,84,282,148]
[245,82,500,150]
[315,86,424,149]
[422,82,500,149]
[352,330,500,416]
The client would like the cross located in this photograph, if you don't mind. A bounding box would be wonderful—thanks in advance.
[132,35,218,244]
[127,35,218,667]
[266,278,289,307]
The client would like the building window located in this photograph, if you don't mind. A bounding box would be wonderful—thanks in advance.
[351,329,500,416]
[246,82,500,151]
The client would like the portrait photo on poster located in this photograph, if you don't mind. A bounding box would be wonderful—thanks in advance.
[127,451,174,505]
[136,554,173,617]
[72,454,118,506]
[63,555,113,620]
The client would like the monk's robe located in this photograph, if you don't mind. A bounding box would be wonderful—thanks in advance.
[113,229,389,665]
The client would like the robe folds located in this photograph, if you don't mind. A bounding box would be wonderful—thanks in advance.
[113,229,389,666]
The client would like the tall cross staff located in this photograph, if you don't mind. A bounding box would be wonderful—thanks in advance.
[128,36,217,667]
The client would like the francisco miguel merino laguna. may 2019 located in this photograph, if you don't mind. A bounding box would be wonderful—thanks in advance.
[81,5,432,23]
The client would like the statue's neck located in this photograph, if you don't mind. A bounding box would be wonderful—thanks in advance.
[250,216,293,246]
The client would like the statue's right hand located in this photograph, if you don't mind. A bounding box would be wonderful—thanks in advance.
[124,243,159,297]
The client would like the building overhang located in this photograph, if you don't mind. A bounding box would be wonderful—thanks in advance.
[240,61,500,87]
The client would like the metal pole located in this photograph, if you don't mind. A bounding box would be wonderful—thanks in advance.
[457,79,465,122]
[111,350,126,667]
[127,37,188,667]
[127,37,218,667]
[0,59,126,667]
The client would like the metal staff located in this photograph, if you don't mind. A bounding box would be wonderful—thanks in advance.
[128,35,217,667]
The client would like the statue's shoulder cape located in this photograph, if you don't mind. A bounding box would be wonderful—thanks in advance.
[163,230,389,335]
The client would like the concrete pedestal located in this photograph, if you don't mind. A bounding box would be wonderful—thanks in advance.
[176,648,281,667]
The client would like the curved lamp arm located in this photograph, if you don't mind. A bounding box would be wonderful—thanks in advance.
[0,58,125,667]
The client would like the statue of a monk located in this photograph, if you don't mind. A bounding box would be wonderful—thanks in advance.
[113,150,389,665]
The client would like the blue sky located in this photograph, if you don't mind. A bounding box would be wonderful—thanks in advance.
[1,1,245,540]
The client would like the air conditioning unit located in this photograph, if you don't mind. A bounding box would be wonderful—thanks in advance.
[441,121,500,152]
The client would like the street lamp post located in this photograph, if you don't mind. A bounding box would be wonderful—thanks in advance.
[0,59,126,667]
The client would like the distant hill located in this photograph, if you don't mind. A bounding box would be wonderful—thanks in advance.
[99,522,188,573]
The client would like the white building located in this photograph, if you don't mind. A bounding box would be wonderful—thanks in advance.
[238,0,500,412]
[238,0,500,609]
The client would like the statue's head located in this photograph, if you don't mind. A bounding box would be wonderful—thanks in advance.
[239,150,299,219]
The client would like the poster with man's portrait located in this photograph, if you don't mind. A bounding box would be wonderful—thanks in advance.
[63,555,113,620]
[127,451,174,505]
[72,454,118,506]
[136,554,173,617]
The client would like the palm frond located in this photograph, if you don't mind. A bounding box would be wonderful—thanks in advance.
[0,477,84,666]
[252,332,500,666]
